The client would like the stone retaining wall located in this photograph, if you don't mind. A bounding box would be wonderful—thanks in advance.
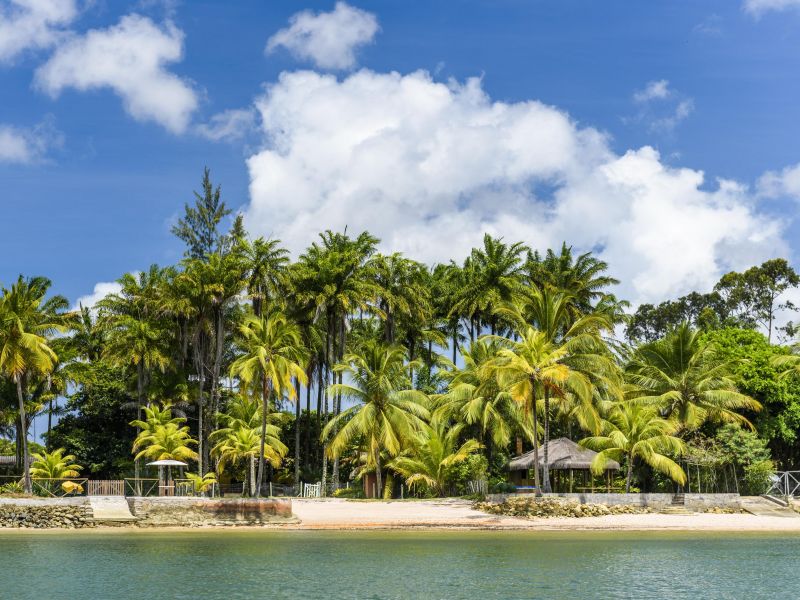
[486,492,742,510]
[127,497,294,527]
[0,497,93,528]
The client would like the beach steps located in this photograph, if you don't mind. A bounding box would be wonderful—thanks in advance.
[740,496,798,518]
[88,496,138,525]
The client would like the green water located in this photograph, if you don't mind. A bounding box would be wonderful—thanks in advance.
[0,530,796,599]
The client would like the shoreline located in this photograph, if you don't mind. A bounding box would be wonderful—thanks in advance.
[3,498,800,533]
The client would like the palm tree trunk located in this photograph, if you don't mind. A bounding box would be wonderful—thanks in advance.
[16,376,31,494]
[250,455,256,497]
[304,365,312,472]
[256,373,272,498]
[47,397,53,450]
[135,362,144,493]
[542,390,552,493]
[211,309,225,431]
[294,378,301,487]
[530,387,540,493]
[625,457,634,493]
[374,444,383,499]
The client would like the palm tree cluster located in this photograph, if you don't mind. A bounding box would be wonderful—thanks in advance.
[0,170,772,498]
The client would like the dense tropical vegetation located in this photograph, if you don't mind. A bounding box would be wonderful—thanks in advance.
[2,169,800,498]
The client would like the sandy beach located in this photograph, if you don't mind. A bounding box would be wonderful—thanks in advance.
[286,498,800,532]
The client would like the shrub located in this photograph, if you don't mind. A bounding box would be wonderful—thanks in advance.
[489,480,517,494]
[333,486,365,499]
[743,460,775,495]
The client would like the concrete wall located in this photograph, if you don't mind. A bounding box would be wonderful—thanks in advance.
[127,497,294,526]
[486,492,741,510]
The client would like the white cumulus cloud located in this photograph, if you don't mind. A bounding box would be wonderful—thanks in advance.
[757,163,800,199]
[266,2,379,70]
[196,108,257,141]
[35,14,198,134]
[744,0,800,16]
[630,79,693,133]
[0,0,78,63]
[0,117,62,163]
[72,281,122,311]
[243,69,785,305]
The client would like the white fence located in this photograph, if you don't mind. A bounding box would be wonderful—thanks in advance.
[302,482,321,498]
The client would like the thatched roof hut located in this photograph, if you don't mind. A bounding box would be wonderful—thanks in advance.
[508,438,620,472]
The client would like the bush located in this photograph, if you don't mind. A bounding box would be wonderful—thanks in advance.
[0,481,23,495]
[743,460,775,495]
[489,480,517,494]
[333,486,365,499]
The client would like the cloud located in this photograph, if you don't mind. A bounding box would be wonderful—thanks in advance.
[35,14,198,134]
[0,117,62,163]
[633,80,671,103]
[0,0,78,63]
[757,163,800,199]
[72,280,123,311]
[266,2,379,70]
[195,108,257,141]
[242,69,785,305]
[744,0,800,16]
[630,80,693,133]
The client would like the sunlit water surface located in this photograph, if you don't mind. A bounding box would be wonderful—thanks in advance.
[0,530,795,599]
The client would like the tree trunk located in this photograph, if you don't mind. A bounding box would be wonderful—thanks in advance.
[256,373,272,498]
[194,341,207,476]
[625,457,634,493]
[16,377,31,494]
[316,359,323,468]
[134,362,145,492]
[542,390,552,493]
[304,365,312,471]
[374,444,383,500]
[294,378,301,487]
[210,308,225,432]
[530,387,540,493]
[452,329,458,365]
[250,455,256,497]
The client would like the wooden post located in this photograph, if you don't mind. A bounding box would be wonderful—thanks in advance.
[569,469,573,493]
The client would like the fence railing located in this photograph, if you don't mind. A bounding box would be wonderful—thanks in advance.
[466,479,488,495]
[32,478,89,497]
[88,480,124,496]
[302,482,321,498]
[768,471,800,497]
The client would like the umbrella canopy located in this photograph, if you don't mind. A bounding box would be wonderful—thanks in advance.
[147,459,188,467]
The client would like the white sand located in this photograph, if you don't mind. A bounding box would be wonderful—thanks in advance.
[289,498,800,531]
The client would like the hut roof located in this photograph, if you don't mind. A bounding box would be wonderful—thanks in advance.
[508,438,620,471]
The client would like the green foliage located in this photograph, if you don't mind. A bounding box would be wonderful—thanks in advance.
[704,328,800,467]
[48,364,135,478]
[29,448,82,479]
[743,460,775,496]
[333,486,365,499]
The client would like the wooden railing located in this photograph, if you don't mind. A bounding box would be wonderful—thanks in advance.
[87,480,125,496]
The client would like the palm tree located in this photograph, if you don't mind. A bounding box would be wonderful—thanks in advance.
[626,323,761,431]
[0,276,68,493]
[230,312,307,496]
[212,394,288,496]
[435,339,528,455]
[581,403,687,492]
[30,448,83,479]
[489,326,598,492]
[389,419,481,496]
[132,422,199,463]
[452,234,527,337]
[323,341,429,497]
[239,236,289,317]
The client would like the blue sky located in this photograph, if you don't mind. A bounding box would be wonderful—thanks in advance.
[2,0,800,310]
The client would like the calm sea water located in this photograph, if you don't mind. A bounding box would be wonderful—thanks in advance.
[0,530,795,599]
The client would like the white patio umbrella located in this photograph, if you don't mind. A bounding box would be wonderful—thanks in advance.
[146,460,188,493]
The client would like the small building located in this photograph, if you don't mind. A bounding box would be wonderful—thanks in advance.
[507,437,620,492]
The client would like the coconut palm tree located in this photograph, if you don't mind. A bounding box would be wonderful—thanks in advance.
[230,311,307,496]
[0,276,68,493]
[239,236,290,317]
[495,290,619,492]
[29,448,82,479]
[626,323,761,430]
[389,419,481,497]
[435,339,528,453]
[323,341,429,497]
[488,326,599,492]
[132,422,198,463]
[581,403,687,492]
